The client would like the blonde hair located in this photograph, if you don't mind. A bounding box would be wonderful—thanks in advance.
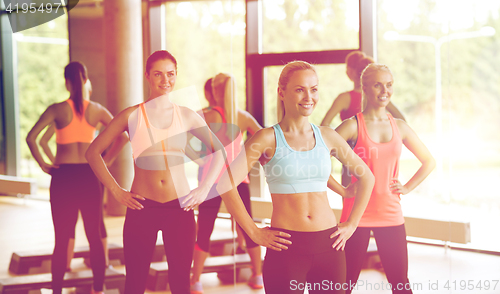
[360,63,393,88]
[360,63,393,109]
[277,61,317,122]
[212,73,238,134]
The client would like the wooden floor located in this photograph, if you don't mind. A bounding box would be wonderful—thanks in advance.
[1,195,500,294]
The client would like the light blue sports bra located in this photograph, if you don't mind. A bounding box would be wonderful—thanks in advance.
[263,123,331,194]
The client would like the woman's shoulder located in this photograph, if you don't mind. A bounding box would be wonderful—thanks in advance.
[338,116,358,128]
[334,116,358,141]
[202,107,222,123]
[87,100,111,113]
[45,100,70,114]
[336,91,352,103]
[393,117,411,138]
[252,126,275,140]
[245,126,272,138]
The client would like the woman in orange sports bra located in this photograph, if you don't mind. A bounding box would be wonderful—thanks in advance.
[86,50,224,294]
[26,61,127,294]
[335,64,435,294]
[39,81,110,273]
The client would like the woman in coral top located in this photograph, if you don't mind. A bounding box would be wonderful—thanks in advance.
[335,64,435,294]
[26,61,128,294]
[86,50,224,294]
[321,51,405,187]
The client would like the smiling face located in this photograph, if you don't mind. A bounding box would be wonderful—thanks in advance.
[145,58,177,97]
[363,69,394,108]
[278,69,318,117]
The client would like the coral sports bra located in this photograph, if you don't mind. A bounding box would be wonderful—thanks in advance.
[129,102,187,163]
[55,99,96,144]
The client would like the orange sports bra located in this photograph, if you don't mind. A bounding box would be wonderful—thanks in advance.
[129,102,187,165]
[55,99,96,144]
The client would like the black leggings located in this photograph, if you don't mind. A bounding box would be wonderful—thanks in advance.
[263,227,346,294]
[196,183,257,252]
[123,198,196,294]
[345,224,412,294]
[49,164,105,294]
[69,188,107,239]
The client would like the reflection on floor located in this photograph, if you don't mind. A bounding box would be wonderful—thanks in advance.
[1,197,499,294]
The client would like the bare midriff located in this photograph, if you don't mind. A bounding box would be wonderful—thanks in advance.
[270,191,337,231]
[131,160,191,203]
[55,143,91,164]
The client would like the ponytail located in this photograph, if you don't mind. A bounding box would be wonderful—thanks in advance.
[213,73,238,139]
[64,61,88,117]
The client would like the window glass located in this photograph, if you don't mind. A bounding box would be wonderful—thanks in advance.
[16,15,69,194]
[165,1,246,187]
[378,0,500,251]
[165,1,246,110]
[262,0,359,53]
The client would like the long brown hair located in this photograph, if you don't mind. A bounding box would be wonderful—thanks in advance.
[64,61,88,117]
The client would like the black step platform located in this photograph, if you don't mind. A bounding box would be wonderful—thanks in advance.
[147,253,256,291]
[0,268,125,294]
[10,232,239,275]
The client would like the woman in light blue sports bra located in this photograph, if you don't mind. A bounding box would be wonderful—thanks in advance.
[216,61,375,293]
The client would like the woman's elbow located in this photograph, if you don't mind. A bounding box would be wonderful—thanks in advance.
[85,146,97,162]
[361,169,375,188]
[26,133,37,146]
[425,157,436,171]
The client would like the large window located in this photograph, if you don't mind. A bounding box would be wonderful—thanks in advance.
[377,0,500,252]
[261,0,359,53]
[163,0,246,188]
[165,1,246,110]
[16,15,69,194]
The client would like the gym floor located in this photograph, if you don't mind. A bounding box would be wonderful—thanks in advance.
[1,196,499,294]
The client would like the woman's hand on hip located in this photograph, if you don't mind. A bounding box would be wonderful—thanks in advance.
[182,185,211,211]
[330,221,357,251]
[112,188,145,210]
[390,178,409,195]
[41,162,58,174]
[252,227,292,252]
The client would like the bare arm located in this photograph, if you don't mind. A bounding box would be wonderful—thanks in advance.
[39,125,55,164]
[86,107,145,210]
[326,173,357,199]
[386,101,406,121]
[239,109,263,136]
[181,108,226,210]
[320,93,350,126]
[26,105,58,174]
[94,103,129,167]
[390,120,435,194]
[322,127,375,251]
[216,129,292,251]
[327,174,345,195]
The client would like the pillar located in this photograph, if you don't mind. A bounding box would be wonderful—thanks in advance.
[103,0,143,215]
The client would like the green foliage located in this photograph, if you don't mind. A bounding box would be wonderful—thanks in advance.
[17,15,69,164]
[164,1,246,111]
[262,0,359,53]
